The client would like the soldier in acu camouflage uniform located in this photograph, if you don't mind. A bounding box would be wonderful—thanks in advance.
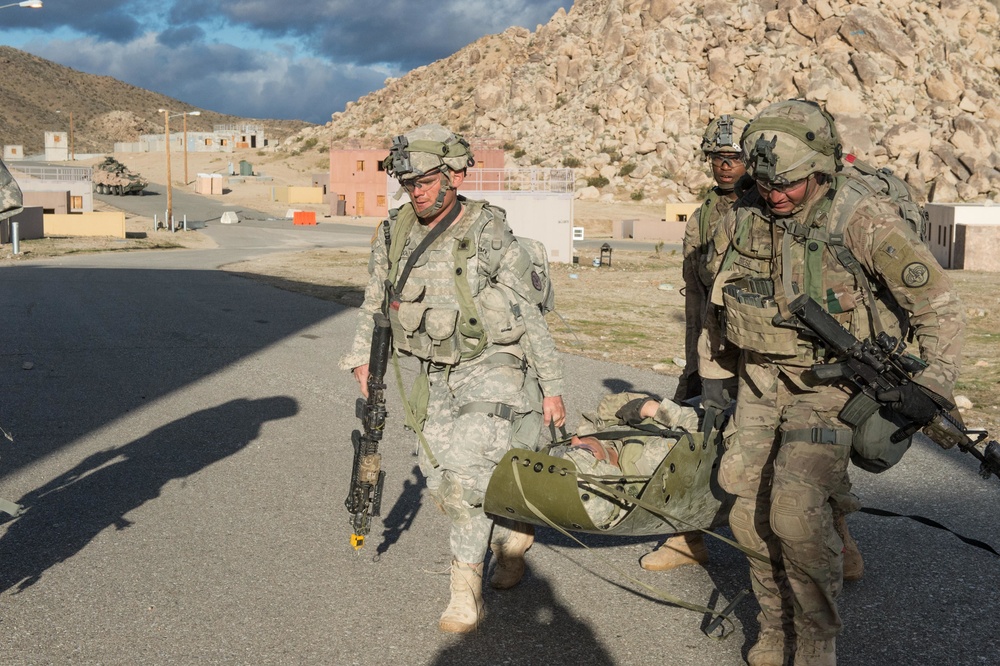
[641,114,752,573]
[1,158,24,222]
[698,100,964,666]
[342,124,566,634]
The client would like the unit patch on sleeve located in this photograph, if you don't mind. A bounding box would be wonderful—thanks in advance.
[901,262,930,288]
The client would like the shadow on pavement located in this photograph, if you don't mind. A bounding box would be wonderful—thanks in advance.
[375,465,425,558]
[0,396,298,594]
[431,570,615,666]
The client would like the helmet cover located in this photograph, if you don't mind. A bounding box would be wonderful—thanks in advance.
[741,100,842,184]
[382,124,475,179]
[701,114,749,154]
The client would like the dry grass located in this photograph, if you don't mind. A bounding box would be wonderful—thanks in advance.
[220,246,1000,437]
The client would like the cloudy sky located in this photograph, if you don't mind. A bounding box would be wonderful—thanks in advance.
[0,0,569,124]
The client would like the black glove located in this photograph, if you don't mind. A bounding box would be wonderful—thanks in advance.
[701,378,731,411]
[877,383,939,426]
[615,398,653,426]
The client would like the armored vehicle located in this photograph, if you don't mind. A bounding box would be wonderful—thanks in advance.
[92,157,147,195]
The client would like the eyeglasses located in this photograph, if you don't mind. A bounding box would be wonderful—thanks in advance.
[709,153,742,168]
[400,172,442,193]
[755,177,808,194]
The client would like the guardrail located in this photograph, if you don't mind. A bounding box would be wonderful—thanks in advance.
[9,164,92,181]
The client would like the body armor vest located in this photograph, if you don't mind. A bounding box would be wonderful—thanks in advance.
[387,201,527,365]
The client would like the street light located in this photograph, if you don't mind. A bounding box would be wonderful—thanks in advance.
[0,1,44,9]
[158,108,201,229]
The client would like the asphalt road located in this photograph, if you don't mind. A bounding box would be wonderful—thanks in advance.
[0,220,997,665]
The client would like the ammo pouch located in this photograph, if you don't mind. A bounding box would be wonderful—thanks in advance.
[388,302,463,365]
[839,391,913,473]
[478,283,526,345]
[719,278,799,356]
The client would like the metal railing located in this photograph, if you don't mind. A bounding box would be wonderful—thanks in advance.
[9,164,92,181]
[461,167,575,193]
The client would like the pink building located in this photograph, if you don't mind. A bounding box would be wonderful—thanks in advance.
[329,140,505,218]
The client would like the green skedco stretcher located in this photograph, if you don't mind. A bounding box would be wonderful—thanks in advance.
[484,428,731,536]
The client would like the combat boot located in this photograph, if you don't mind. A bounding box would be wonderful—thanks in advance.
[746,629,792,666]
[438,560,485,633]
[640,532,709,571]
[793,637,836,666]
[834,515,864,581]
[489,523,534,590]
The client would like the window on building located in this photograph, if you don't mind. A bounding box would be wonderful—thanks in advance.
[377,161,385,172]
[338,194,346,201]
[204,139,212,146]
[71,196,83,210]
[377,195,386,208]
[356,160,365,172]
[678,214,687,222]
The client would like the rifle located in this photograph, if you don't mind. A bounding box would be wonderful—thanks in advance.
[345,312,392,549]
[786,293,1000,481]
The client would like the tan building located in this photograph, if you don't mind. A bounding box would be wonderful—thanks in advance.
[329,140,506,218]
[926,202,1000,271]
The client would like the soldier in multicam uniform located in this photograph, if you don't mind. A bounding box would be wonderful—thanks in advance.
[699,100,963,666]
[640,114,752,573]
[342,124,566,634]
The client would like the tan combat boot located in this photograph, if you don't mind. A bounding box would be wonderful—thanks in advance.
[438,560,485,633]
[834,515,864,581]
[640,532,709,571]
[489,524,534,590]
[793,637,836,666]
[747,629,792,666]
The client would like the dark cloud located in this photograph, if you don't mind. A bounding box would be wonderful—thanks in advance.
[156,25,206,47]
[3,0,570,122]
[171,0,569,67]
[9,0,146,42]
[21,35,384,123]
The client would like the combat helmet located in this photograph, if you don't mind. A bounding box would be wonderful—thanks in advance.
[701,114,749,155]
[741,99,843,186]
[382,123,475,180]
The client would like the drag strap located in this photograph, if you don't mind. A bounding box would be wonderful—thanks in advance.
[391,351,439,469]
[508,458,746,639]
[859,506,999,557]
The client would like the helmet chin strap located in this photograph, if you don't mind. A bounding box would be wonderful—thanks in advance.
[414,168,455,219]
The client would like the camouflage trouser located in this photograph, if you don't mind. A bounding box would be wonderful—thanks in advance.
[718,358,853,641]
[419,353,543,564]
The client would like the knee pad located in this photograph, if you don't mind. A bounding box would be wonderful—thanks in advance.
[429,472,482,527]
[728,498,769,553]
[771,486,825,543]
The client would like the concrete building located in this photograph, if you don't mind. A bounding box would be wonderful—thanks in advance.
[9,164,94,214]
[329,140,506,218]
[926,202,1000,271]
[115,125,268,154]
[44,132,69,162]
[387,165,576,263]
[3,145,24,161]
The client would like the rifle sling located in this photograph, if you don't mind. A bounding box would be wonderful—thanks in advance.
[391,201,462,297]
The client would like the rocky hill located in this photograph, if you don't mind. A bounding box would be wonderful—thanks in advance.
[287,0,1000,204]
[0,46,313,156]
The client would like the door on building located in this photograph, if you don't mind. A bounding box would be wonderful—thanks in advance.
[356,192,365,216]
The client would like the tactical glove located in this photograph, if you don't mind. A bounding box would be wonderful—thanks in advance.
[615,398,654,426]
[701,378,733,411]
[877,383,938,426]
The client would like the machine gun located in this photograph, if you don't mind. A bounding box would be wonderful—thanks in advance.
[786,293,1000,481]
[345,312,392,550]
